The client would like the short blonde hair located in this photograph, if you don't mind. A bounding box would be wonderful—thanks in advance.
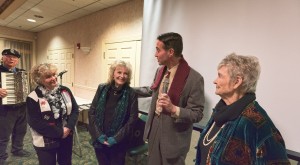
[218,53,261,93]
[30,63,58,86]
[107,60,132,85]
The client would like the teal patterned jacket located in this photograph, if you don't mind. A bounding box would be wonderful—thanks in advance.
[196,101,290,165]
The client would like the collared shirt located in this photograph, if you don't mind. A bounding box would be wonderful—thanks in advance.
[157,64,180,118]
[0,64,16,72]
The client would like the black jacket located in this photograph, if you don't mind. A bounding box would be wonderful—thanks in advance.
[88,83,138,149]
[26,85,79,149]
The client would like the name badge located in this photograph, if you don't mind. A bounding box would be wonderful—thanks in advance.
[39,99,51,112]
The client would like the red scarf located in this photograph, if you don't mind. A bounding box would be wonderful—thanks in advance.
[150,58,190,106]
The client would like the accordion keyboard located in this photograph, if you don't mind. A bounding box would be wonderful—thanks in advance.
[1,72,29,105]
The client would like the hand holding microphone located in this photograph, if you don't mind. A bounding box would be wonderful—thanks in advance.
[156,71,171,115]
[162,77,169,94]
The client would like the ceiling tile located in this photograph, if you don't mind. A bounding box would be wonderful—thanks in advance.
[60,0,99,8]
[20,0,40,10]
[83,1,108,12]
[101,0,128,6]
[38,0,78,14]
[0,0,130,32]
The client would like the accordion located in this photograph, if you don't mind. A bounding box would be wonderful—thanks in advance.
[0,71,29,105]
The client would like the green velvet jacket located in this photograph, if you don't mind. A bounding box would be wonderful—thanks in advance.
[196,101,290,165]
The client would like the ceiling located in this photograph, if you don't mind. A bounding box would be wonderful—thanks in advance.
[0,0,129,32]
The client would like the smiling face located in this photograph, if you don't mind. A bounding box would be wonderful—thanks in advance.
[213,66,236,99]
[40,71,58,90]
[113,66,129,88]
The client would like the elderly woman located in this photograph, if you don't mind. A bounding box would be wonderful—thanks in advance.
[26,63,79,165]
[88,60,138,165]
[195,53,290,165]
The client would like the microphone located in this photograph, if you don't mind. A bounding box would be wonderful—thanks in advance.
[162,78,169,93]
[58,70,68,77]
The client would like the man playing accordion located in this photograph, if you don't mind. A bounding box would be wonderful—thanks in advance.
[0,49,30,165]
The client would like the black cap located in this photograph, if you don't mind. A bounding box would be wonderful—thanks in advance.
[1,49,21,58]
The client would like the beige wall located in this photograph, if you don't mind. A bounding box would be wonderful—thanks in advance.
[0,26,37,65]
[0,26,36,40]
[36,0,143,100]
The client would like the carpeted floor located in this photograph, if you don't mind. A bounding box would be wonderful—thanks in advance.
[5,123,147,165]
[5,124,298,165]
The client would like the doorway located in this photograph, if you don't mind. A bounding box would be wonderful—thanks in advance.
[103,39,141,87]
[47,48,74,91]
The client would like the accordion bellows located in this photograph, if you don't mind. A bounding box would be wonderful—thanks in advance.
[1,71,29,105]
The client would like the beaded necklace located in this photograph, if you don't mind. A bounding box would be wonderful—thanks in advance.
[203,122,225,146]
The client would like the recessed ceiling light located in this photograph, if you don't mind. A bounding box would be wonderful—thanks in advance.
[27,19,36,22]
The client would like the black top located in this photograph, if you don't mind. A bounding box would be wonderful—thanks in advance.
[103,86,123,133]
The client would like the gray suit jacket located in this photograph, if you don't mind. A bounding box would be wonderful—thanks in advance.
[135,66,205,158]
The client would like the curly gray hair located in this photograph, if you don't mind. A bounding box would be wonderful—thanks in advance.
[30,63,58,86]
[107,60,132,85]
[218,53,261,93]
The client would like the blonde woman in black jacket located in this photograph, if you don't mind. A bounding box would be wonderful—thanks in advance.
[88,60,138,165]
[26,63,79,165]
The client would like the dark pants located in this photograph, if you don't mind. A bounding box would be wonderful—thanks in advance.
[35,134,73,165]
[94,144,126,165]
[0,105,27,161]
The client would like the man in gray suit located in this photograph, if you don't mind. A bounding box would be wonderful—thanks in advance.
[135,32,205,165]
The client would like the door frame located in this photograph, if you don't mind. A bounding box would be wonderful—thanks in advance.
[47,47,74,91]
